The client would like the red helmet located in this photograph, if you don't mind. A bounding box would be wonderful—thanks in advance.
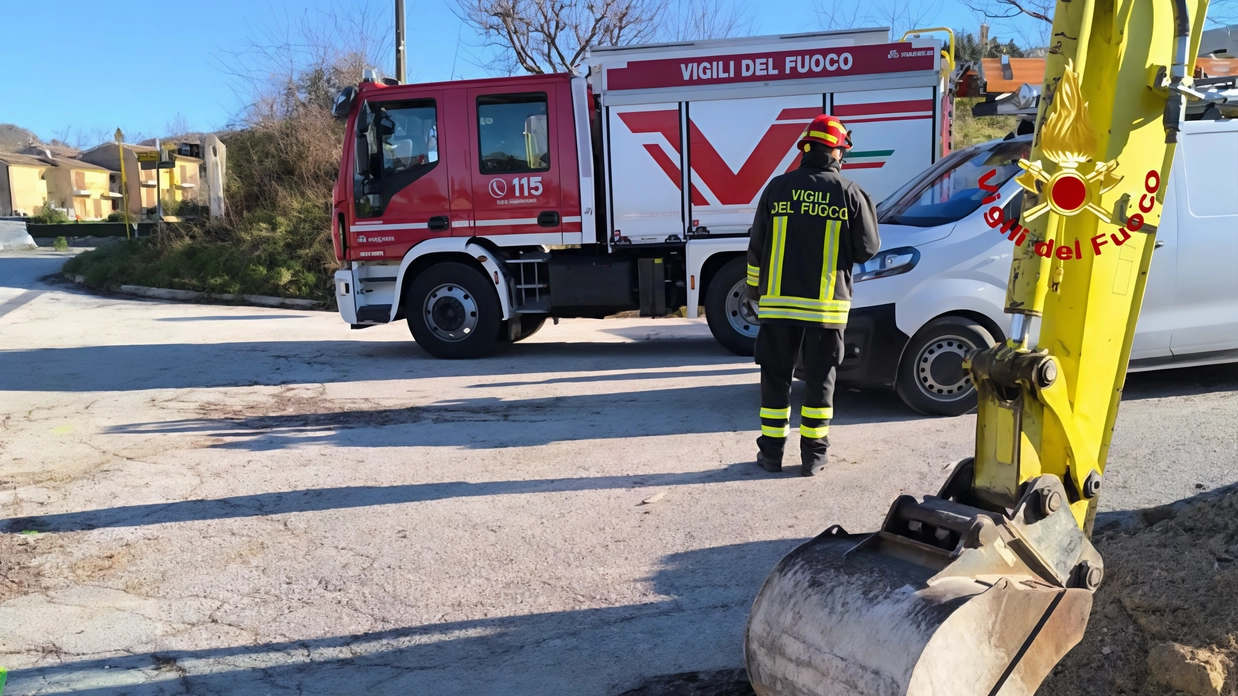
[799,114,852,151]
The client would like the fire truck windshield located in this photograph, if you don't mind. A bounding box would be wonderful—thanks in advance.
[877,137,1031,228]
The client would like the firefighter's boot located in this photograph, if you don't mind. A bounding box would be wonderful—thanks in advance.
[757,436,784,473]
[801,436,829,476]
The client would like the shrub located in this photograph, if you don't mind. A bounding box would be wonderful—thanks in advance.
[106,210,127,222]
[29,202,70,224]
[53,236,69,251]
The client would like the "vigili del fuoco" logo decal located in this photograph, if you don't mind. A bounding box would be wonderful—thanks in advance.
[618,101,930,206]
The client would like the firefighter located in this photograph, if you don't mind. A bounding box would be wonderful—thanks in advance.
[746,114,881,475]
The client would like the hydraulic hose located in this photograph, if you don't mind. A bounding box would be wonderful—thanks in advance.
[1165,0,1192,143]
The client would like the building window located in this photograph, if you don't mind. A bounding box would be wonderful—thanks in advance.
[477,93,550,174]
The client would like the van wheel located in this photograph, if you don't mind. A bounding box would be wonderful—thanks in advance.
[896,317,995,416]
[706,257,758,356]
[511,315,547,343]
[406,262,501,359]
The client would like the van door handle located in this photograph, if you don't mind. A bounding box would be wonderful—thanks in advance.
[537,211,560,228]
[428,216,450,231]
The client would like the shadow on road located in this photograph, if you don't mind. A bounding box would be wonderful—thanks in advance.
[5,538,808,695]
[94,379,920,454]
[0,338,741,392]
[2,463,766,533]
[155,315,309,322]
[1123,362,1238,401]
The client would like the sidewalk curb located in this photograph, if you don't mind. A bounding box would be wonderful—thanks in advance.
[64,274,325,311]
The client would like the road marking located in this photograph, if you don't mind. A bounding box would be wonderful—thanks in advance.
[0,290,45,321]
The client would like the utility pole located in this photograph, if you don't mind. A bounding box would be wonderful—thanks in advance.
[395,0,406,84]
[155,138,163,222]
[114,128,131,239]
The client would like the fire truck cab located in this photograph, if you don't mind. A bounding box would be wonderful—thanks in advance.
[330,28,953,359]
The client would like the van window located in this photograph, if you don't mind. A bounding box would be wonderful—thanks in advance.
[878,139,1030,227]
[478,93,550,174]
[1181,129,1238,217]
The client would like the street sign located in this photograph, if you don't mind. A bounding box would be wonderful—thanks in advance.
[136,151,159,162]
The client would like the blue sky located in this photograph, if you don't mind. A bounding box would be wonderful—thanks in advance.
[0,0,1034,146]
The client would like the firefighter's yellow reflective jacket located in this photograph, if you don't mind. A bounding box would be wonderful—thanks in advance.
[746,157,881,329]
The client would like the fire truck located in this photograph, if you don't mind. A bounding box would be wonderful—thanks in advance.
[329,28,955,358]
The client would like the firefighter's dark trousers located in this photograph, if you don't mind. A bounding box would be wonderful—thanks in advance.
[756,323,843,469]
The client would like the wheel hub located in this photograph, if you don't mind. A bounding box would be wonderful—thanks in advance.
[424,284,479,342]
[724,279,759,339]
[917,335,976,401]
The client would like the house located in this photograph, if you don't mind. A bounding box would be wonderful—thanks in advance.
[78,142,204,218]
[0,152,53,216]
[43,157,120,221]
[957,56,1238,98]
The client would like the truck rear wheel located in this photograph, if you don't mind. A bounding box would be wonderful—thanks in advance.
[405,262,501,359]
[895,316,995,416]
[706,257,759,356]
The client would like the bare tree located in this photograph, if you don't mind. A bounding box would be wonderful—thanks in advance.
[164,114,194,139]
[458,0,663,74]
[215,0,393,125]
[815,0,940,41]
[458,0,751,75]
[46,126,109,154]
[961,0,1052,50]
[660,0,754,42]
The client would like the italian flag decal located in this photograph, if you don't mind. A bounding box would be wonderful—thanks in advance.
[844,149,895,170]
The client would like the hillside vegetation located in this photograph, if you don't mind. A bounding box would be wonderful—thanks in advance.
[64,111,342,304]
[953,98,1020,148]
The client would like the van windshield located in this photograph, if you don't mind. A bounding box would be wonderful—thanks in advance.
[877,139,1031,227]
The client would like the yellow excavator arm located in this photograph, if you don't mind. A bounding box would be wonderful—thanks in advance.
[745,1,1210,694]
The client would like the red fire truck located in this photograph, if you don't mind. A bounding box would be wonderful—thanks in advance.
[329,28,954,358]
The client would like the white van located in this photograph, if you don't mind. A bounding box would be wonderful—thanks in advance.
[840,121,1238,415]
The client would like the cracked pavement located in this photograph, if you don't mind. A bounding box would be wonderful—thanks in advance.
[1,250,1236,695]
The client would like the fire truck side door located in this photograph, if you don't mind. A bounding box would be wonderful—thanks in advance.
[349,92,450,259]
[465,85,564,245]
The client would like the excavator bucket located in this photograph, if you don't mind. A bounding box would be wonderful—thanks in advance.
[745,464,1102,696]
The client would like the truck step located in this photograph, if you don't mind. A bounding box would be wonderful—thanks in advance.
[356,304,392,323]
[362,276,397,283]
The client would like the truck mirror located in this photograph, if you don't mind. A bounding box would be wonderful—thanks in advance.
[332,87,357,120]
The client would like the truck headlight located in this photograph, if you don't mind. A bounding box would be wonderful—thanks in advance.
[854,247,920,283]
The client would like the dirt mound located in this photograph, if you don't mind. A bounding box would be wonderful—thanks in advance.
[1038,484,1238,696]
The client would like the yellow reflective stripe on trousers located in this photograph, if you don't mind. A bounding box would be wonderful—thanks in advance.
[758,307,849,324]
[746,264,760,286]
[760,407,791,420]
[801,406,833,420]
[762,424,790,438]
[759,296,851,312]
[767,216,787,296]
[801,424,830,438]
[821,219,841,301]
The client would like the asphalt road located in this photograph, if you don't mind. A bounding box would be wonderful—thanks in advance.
[1,250,1236,695]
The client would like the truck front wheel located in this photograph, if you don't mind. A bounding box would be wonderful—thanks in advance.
[705,256,759,356]
[405,262,501,359]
